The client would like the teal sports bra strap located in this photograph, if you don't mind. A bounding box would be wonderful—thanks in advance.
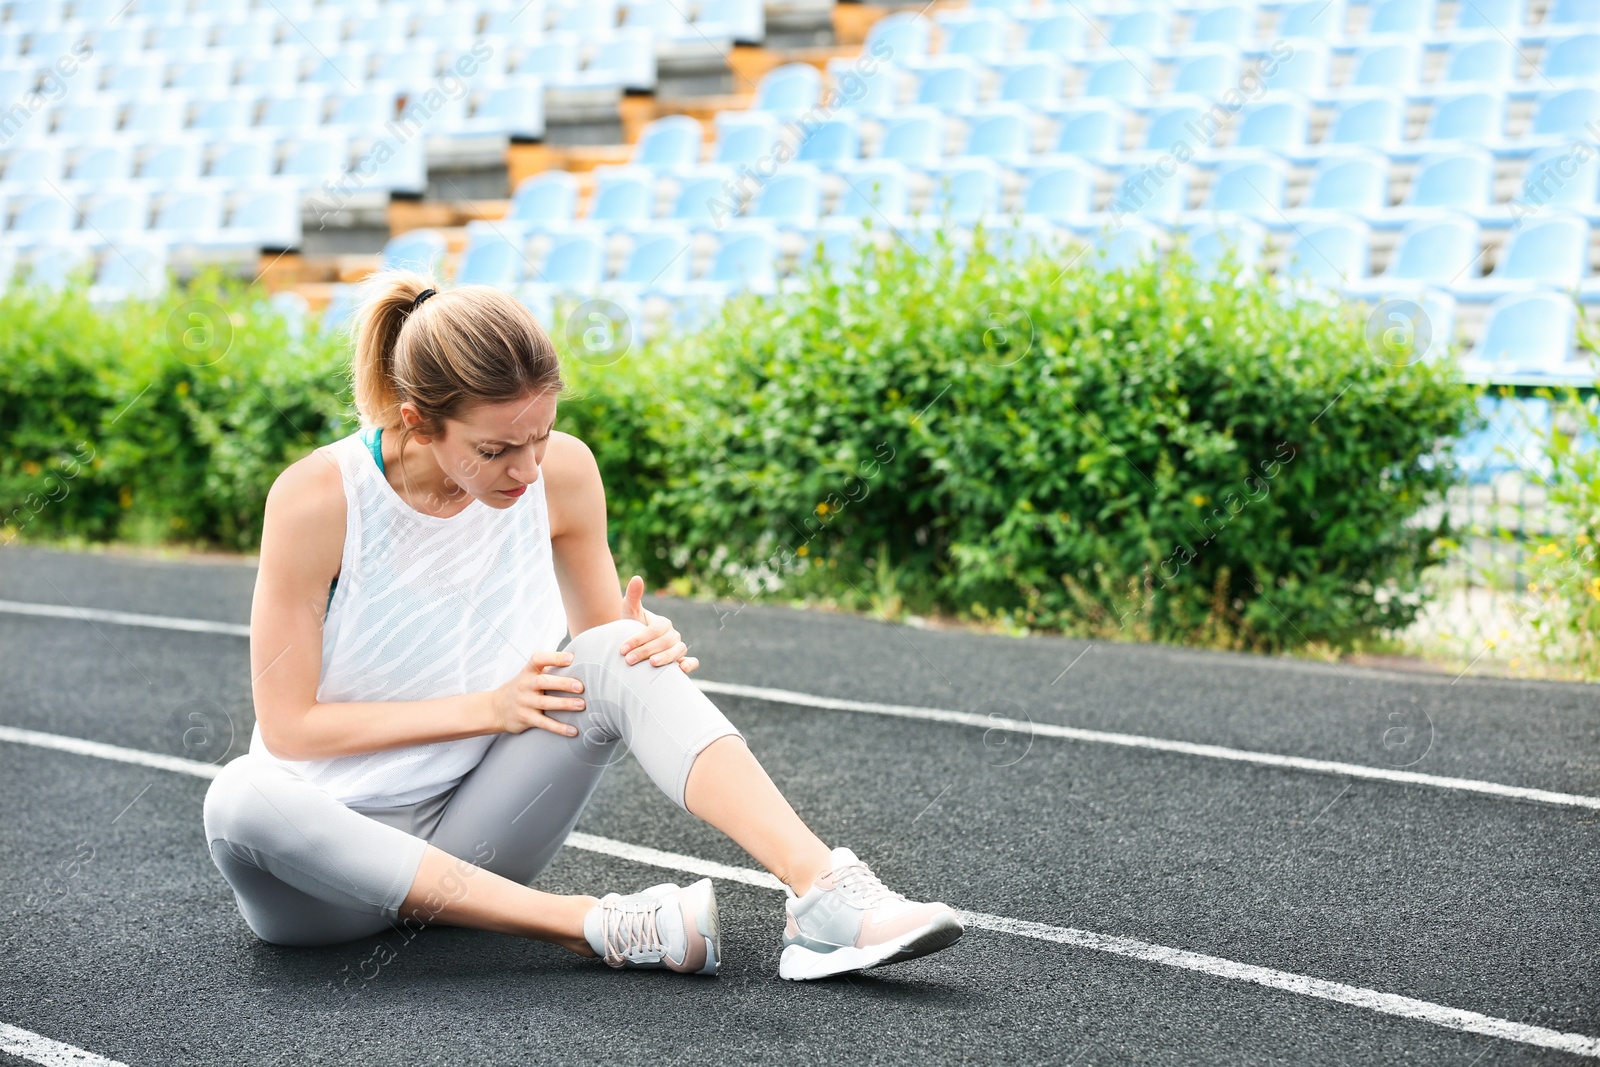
[362,425,385,475]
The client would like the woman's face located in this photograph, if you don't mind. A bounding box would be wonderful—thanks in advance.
[408,390,559,508]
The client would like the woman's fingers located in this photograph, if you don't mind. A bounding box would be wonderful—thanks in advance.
[681,656,699,675]
[623,629,682,665]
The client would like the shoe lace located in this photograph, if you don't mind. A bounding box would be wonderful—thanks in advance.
[602,898,664,965]
[830,861,906,908]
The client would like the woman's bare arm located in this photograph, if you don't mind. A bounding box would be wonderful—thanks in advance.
[545,431,631,638]
[249,450,503,762]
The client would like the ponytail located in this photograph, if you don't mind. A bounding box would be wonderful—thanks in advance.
[347,268,563,444]
[352,270,433,431]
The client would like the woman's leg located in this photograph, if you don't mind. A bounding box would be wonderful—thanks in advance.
[202,752,430,947]
[406,618,834,944]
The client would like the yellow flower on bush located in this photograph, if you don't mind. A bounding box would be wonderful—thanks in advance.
[1589,576,1600,601]
[1191,494,1210,507]
[1536,542,1562,557]
[797,544,809,557]
[119,487,132,508]
[175,381,190,396]
[816,502,830,516]
[21,461,40,476]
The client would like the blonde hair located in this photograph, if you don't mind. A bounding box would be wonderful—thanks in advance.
[350,269,563,447]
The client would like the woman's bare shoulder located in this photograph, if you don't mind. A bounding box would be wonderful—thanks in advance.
[541,431,602,540]
[262,448,347,564]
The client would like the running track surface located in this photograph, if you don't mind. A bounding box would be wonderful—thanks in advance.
[0,545,1596,1067]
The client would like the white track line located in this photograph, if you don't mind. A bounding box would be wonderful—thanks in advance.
[0,1022,128,1067]
[0,600,248,637]
[5,600,1597,811]
[1,728,1597,1058]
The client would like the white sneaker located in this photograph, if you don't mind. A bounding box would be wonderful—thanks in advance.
[779,847,964,981]
[583,877,721,975]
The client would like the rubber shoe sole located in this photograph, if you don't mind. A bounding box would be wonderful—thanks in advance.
[682,878,722,976]
[778,912,964,981]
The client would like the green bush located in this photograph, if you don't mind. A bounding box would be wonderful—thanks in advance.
[593,225,1480,652]
[1,235,1481,654]
[0,273,355,548]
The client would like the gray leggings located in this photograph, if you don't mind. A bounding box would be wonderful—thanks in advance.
[202,618,746,947]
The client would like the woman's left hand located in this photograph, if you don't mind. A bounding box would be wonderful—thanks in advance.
[619,575,699,674]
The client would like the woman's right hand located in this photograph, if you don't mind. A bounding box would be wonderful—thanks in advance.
[489,650,587,736]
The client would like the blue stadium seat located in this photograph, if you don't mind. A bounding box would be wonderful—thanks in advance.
[83,191,149,234]
[8,193,76,238]
[936,11,1011,58]
[192,98,253,132]
[456,220,527,286]
[1392,90,1503,160]
[1256,41,1328,92]
[607,225,694,294]
[1282,216,1371,288]
[829,56,901,115]
[318,284,360,337]
[1530,87,1600,141]
[1090,218,1167,270]
[1279,0,1344,38]
[259,92,326,131]
[588,167,656,226]
[1546,0,1600,27]
[512,171,580,227]
[1171,47,1240,96]
[1105,9,1169,49]
[1047,107,1121,161]
[209,139,275,182]
[279,136,347,187]
[1462,291,1580,380]
[695,0,765,44]
[150,188,224,238]
[1388,147,1495,224]
[1284,150,1390,222]
[1343,213,1480,299]
[961,105,1033,162]
[1302,91,1405,161]
[1453,213,1588,300]
[53,100,119,140]
[1455,0,1522,31]
[670,166,740,226]
[679,227,780,303]
[1186,155,1289,223]
[632,115,703,169]
[755,64,821,116]
[1143,101,1210,152]
[922,159,1003,223]
[24,244,94,291]
[124,98,185,136]
[796,116,862,168]
[914,57,982,109]
[102,60,165,97]
[1513,145,1600,222]
[1541,32,1600,82]
[1020,161,1096,225]
[1190,4,1253,43]
[381,229,448,274]
[878,109,945,165]
[580,31,657,94]
[457,84,545,140]
[1366,0,1435,35]
[171,59,231,96]
[68,144,132,183]
[137,142,203,183]
[1105,161,1187,222]
[1234,95,1310,151]
[1184,218,1269,279]
[865,12,933,59]
[228,186,301,249]
[86,239,166,304]
[1079,53,1153,102]
[1023,12,1087,52]
[995,55,1063,104]
[713,113,782,165]
[744,166,823,228]
[1349,43,1419,90]
[1438,38,1516,87]
[526,230,606,295]
[832,161,912,223]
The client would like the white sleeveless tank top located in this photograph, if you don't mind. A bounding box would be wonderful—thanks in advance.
[247,426,567,807]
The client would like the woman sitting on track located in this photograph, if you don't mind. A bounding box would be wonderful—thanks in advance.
[200,270,964,981]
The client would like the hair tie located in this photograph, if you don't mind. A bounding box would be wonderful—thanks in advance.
[410,288,437,312]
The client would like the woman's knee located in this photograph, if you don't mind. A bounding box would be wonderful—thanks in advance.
[202,753,314,853]
[563,617,648,664]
